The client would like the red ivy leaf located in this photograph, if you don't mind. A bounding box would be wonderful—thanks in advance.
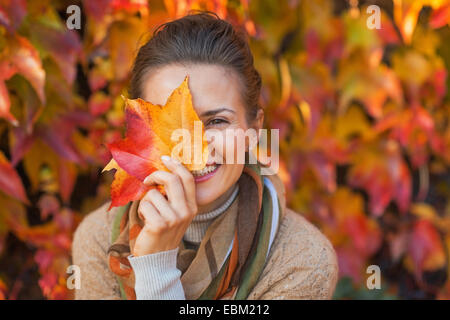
[0,151,29,204]
[103,76,208,209]
[408,219,446,278]
[430,4,450,29]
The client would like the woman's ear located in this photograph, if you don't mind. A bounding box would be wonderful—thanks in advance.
[245,109,264,152]
[246,109,264,153]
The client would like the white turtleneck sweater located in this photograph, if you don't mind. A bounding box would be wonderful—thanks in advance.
[127,185,239,300]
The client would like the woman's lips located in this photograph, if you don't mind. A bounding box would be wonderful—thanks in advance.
[192,164,221,183]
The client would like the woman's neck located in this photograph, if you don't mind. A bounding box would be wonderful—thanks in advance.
[197,183,238,215]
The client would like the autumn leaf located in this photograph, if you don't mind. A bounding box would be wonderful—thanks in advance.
[0,0,26,32]
[103,159,149,209]
[430,4,450,28]
[0,150,29,204]
[88,91,112,116]
[107,17,148,82]
[29,24,81,85]
[0,0,449,300]
[347,141,412,216]
[103,76,209,209]
[408,219,446,279]
[0,278,7,300]
[1,34,45,103]
[22,139,77,202]
[393,0,423,44]
[111,0,148,12]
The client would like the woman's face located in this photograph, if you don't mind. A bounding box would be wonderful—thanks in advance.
[141,64,260,207]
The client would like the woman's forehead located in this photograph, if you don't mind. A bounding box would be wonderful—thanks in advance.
[141,64,245,115]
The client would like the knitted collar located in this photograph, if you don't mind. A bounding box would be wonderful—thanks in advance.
[183,184,240,245]
[193,184,240,222]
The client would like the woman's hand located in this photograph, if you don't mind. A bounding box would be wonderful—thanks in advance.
[132,156,198,257]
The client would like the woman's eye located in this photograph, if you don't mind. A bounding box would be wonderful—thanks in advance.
[206,118,228,126]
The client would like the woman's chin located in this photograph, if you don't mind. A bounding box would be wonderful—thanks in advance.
[194,166,223,205]
[194,163,243,207]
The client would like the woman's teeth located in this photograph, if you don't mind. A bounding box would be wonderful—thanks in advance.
[191,164,218,177]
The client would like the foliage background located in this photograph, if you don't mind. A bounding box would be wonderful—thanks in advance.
[0,0,449,299]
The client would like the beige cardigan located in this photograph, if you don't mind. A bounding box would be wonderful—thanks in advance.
[72,199,339,299]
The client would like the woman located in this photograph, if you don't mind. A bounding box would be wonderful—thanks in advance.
[72,12,338,300]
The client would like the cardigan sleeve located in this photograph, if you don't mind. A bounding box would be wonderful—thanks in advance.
[128,248,186,300]
[72,203,186,300]
[72,203,122,300]
[246,209,339,300]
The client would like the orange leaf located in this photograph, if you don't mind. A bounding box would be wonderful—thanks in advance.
[0,79,17,125]
[104,76,208,209]
[3,34,46,103]
[393,0,423,44]
[0,278,7,300]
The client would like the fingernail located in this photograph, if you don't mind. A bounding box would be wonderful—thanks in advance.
[171,157,181,164]
[161,155,170,162]
[143,176,150,184]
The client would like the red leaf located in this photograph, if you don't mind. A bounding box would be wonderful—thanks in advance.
[0,0,26,31]
[57,160,77,203]
[430,4,450,29]
[31,25,81,84]
[10,127,35,166]
[88,92,112,116]
[82,0,112,20]
[348,159,393,216]
[37,115,86,164]
[0,79,17,125]
[34,249,54,273]
[106,163,150,209]
[428,68,447,105]
[38,128,82,163]
[111,0,148,12]
[0,278,7,300]
[37,194,60,220]
[104,77,208,210]
[308,151,336,193]
[38,272,58,298]
[336,246,366,283]
[343,215,381,255]
[53,208,74,231]
[0,151,29,203]
[408,219,446,278]
[7,34,46,104]
[377,12,400,45]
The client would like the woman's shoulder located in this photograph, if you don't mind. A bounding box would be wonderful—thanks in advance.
[72,201,118,254]
[279,208,337,258]
[248,208,339,299]
[71,202,123,299]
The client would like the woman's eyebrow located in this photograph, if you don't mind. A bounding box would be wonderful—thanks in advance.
[200,108,236,117]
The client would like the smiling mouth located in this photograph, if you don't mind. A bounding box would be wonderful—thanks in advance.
[191,164,221,182]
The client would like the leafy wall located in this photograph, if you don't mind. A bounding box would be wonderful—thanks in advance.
[0,0,449,299]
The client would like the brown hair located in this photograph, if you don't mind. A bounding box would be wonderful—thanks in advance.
[129,11,262,121]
